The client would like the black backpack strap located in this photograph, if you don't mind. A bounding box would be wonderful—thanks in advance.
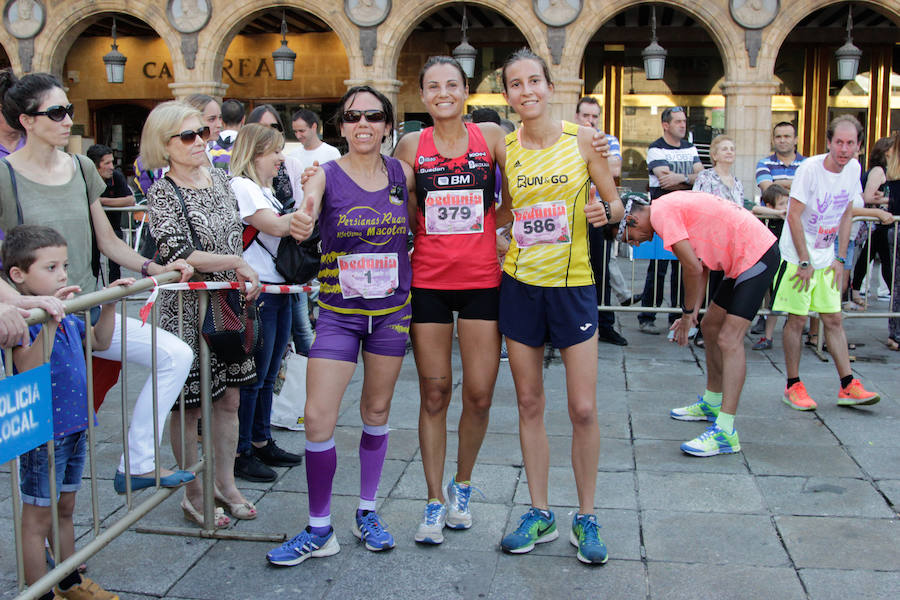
[164,175,204,252]
[1,158,24,225]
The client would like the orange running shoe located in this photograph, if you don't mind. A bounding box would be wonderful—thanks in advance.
[838,379,881,406]
[784,381,817,410]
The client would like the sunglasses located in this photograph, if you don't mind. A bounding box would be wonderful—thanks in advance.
[342,110,387,124]
[170,126,211,144]
[26,104,74,122]
[268,122,283,132]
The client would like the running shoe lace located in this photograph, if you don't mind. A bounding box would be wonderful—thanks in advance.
[514,508,542,535]
[424,503,444,526]
[579,516,602,546]
[360,513,385,536]
[696,426,719,442]
[283,530,312,553]
[452,484,485,511]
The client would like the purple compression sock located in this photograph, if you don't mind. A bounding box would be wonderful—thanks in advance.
[306,438,337,536]
[358,424,389,511]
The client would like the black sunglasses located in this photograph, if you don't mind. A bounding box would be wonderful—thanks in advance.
[342,110,387,124]
[170,126,211,144]
[268,122,284,132]
[26,104,74,122]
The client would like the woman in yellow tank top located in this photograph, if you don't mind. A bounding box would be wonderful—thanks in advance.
[495,48,623,565]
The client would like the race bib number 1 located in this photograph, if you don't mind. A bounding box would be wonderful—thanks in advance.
[424,190,485,235]
[338,253,399,299]
[511,200,570,247]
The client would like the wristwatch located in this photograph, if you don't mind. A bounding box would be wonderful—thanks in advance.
[798,260,811,269]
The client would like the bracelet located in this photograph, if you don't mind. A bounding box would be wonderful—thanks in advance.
[836,256,846,265]
[141,259,153,277]
[681,307,695,314]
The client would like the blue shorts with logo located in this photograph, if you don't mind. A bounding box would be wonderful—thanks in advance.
[499,273,597,349]
[19,430,87,507]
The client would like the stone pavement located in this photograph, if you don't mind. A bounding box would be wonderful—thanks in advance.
[2,302,900,599]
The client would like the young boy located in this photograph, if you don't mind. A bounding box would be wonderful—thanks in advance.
[751,185,789,350]
[4,225,132,600]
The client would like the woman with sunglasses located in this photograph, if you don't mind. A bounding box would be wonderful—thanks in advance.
[495,49,623,565]
[0,73,196,497]
[246,104,315,356]
[267,85,414,567]
[142,100,262,527]
[392,56,508,545]
[229,124,304,485]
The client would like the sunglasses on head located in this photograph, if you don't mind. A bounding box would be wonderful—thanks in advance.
[26,104,75,122]
[268,122,283,132]
[170,126,211,144]
[342,109,387,124]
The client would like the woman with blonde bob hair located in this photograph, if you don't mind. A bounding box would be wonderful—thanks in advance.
[693,134,743,206]
[229,123,307,483]
[143,100,263,527]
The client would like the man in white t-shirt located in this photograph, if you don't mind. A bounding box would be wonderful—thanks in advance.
[289,109,341,174]
[772,115,880,411]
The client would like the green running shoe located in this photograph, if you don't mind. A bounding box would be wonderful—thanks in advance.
[570,513,608,565]
[670,395,720,421]
[500,507,558,554]
[681,424,741,457]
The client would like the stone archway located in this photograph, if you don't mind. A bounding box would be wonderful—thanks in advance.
[564,1,742,83]
[768,0,900,53]
[198,1,357,97]
[376,0,547,79]
[32,1,180,80]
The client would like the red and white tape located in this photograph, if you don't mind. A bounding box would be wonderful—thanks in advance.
[140,279,317,324]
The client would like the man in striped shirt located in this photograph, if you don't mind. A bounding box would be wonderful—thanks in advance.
[756,122,805,193]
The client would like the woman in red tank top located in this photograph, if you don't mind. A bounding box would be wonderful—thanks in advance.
[393,56,509,544]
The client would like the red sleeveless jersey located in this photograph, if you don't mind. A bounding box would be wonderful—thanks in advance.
[411,122,501,289]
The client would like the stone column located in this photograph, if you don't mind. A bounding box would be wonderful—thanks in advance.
[550,77,583,123]
[168,81,229,101]
[720,80,778,201]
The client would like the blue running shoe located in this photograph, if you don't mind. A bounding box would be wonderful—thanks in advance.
[446,477,473,530]
[670,395,720,422]
[266,526,340,566]
[569,513,608,565]
[500,507,558,554]
[352,511,395,551]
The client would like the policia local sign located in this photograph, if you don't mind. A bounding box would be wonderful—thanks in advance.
[0,364,52,464]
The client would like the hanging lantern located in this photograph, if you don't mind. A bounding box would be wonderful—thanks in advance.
[272,11,297,81]
[102,17,127,84]
[452,5,477,78]
[834,6,862,81]
[642,6,667,81]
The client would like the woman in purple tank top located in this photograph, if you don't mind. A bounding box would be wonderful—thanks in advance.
[267,86,415,567]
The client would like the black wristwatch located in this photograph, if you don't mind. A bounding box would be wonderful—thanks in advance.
[681,306,695,315]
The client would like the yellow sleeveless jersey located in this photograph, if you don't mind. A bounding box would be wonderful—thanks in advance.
[503,120,593,287]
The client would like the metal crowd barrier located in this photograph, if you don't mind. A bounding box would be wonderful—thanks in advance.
[5,273,285,600]
[594,214,900,356]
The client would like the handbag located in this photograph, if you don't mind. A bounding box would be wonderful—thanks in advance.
[241,187,321,284]
[166,176,261,361]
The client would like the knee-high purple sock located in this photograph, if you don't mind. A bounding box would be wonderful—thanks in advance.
[306,438,337,534]
[358,423,389,512]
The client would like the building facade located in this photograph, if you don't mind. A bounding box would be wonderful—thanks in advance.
[0,0,897,195]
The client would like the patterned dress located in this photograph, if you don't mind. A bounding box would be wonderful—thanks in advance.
[147,168,256,408]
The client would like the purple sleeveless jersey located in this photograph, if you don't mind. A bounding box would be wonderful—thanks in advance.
[317,156,411,315]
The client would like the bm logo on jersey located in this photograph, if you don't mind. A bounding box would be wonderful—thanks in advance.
[435,174,473,187]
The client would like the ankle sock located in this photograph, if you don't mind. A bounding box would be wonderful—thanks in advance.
[715,412,735,434]
[536,508,552,520]
[787,377,801,389]
[702,390,723,407]
[57,570,81,591]
[840,374,854,388]
[309,524,331,537]
[454,477,470,487]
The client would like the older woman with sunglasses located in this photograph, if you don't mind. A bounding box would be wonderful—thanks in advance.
[266,86,413,567]
[0,73,196,496]
[142,100,262,527]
